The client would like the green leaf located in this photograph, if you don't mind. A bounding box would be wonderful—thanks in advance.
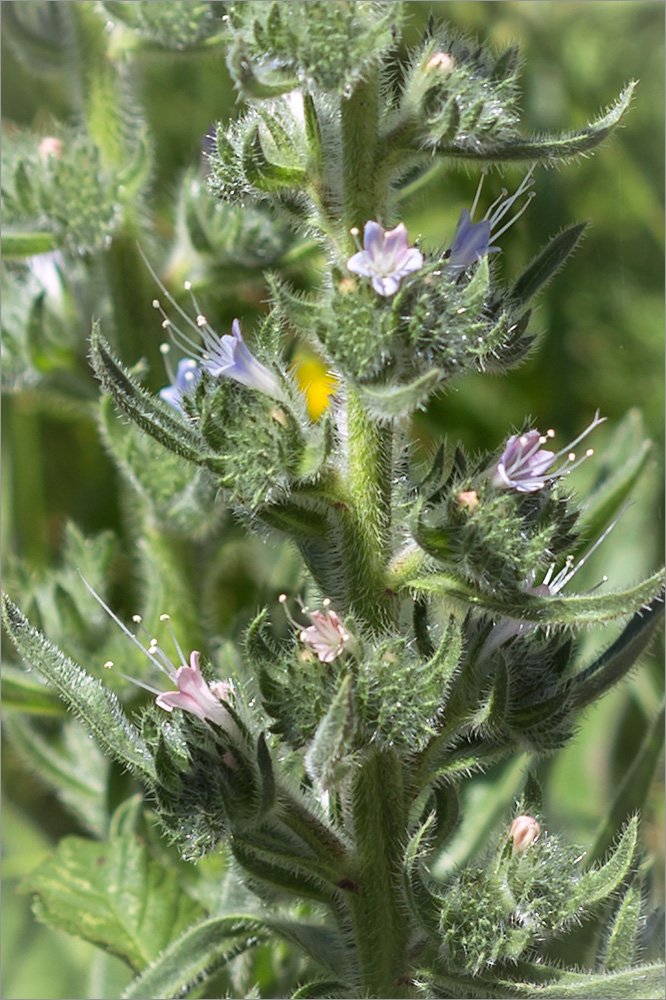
[401,568,665,627]
[89,324,215,470]
[21,832,204,974]
[356,368,444,420]
[575,817,638,909]
[438,82,636,164]
[570,598,665,711]
[2,715,109,836]
[121,915,269,1000]
[1,229,62,258]
[290,981,354,999]
[585,703,665,867]
[509,223,587,306]
[1,595,155,781]
[577,409,653,545]
[0,663,67,714]
[603,880,643,973]
[425,961,666,999]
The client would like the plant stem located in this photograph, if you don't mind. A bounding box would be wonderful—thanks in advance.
[343,387,395,628]
[347,748,413,998]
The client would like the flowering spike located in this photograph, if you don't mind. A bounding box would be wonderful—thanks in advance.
[347,221,424,296]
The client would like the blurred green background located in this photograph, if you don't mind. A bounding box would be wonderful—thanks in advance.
[2,2,663,998]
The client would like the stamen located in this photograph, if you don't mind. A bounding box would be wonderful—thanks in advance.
[469,169,487,219]
[79,573,178,681]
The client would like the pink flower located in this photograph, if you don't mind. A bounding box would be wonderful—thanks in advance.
[300,609,352,663]
[510,815,541,852]
[156,650,235,728]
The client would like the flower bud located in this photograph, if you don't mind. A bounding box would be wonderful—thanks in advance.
[510,814,541,852]
[455,489,480,513]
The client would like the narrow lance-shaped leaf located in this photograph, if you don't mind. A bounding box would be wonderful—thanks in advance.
[425,961,666,999]
[570,597,665,710]
[401,568,665,627]
[585,702,665,867]
[602,879,643,973]
[437,82,636,163]
[121,916,270,1000]
[89,324,214,470]
[509,223,587,306]
[1,595,155,780]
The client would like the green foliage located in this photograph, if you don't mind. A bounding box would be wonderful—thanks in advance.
[21,827,204,973]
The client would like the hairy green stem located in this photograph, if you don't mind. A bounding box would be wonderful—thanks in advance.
[343,388,395,627]
[341,67,383,233]
[346,748,413,998]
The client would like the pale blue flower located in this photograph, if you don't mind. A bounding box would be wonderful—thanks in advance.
[448,169,535,274]
[159,355,201,411]
[199,317,283,397]
[347,221,424,296]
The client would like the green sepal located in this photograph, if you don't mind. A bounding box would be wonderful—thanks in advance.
[1,595,155,781]
[602,879,643,973]
[121,915,269,1000]
[401,567,665,627]
[89,324,214,469]
[304,675,356,790]
[242,122,307,193]
[472,660,509,733]
[257,732,276,815]
[226,39,300,99]
[573,818,638,912]
[509,223,587,306]
[437,82,636,164]
[570,596,664,710]
[356,367,444,421]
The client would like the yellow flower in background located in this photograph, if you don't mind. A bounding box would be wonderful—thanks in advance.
[292,349,337,420]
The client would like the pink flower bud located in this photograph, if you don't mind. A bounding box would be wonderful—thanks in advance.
[510,814,541,852]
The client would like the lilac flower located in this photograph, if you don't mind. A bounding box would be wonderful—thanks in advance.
[491,412,606,493]
[347,221,424,297]
[448,169,535,274]
[144,252,283,400]
[198,317,283,397]
[80,576,239,735]
[280,594,352,662]
[159,351,201,411]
